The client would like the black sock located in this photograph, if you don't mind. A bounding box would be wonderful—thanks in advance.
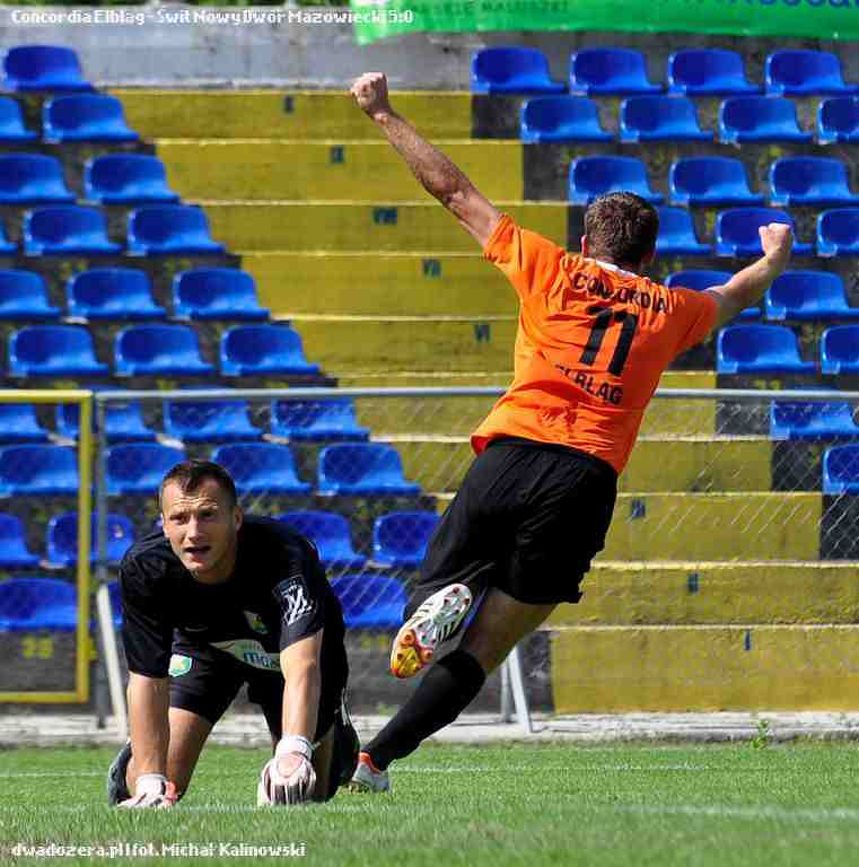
[365,649,486,771]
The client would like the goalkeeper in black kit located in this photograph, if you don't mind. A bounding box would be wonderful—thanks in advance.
[106,460,359,807]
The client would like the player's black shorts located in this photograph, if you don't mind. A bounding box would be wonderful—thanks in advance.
[167,636,347,744]
[411,437,617,610]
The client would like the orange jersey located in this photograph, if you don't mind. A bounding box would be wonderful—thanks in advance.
[472,214,718,474]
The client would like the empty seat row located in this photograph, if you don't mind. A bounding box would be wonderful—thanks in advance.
[0,442,421,497]
[1,323,318,378]
[568,155,859,208]
[0,571,408,632]
[521,95,859,144]
[667,270,859,322]
[717,325,859,375]
[0,267,269,322]
[0,154,176,204]
[55,398,368,444]
[474,47,857,96]
[770,401,859,441]
[0,205,223,256]
[0,507,438,571]
[0,94,138,143]
[2,45,92,92]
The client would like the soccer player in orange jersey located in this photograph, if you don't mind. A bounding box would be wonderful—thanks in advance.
[348,72,793,792]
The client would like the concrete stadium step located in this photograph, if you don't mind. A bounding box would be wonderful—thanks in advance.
[346,371,716,437]
[112,89,472,140]
[294,317,518,374]
[158,140,522,201]
[549,624,859,712]
[603,492,820,560]
[551,562,859,626]
[205,202,568,252]
[388,437,772,494]
[242,252,515,316]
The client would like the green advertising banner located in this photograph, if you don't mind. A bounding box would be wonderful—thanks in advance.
[350,0,859,44]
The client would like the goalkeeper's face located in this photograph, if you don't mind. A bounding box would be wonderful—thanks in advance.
[160,478,243,583]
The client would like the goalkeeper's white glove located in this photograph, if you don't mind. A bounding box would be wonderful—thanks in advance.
[257,735,316,806]
[118,773,177,809]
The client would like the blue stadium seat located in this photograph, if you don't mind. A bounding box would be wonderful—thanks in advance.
[0,154,74,205]
[823,445,859,495]
[318,444,420,496]
[0,514,39,568]
[664,270,759,320]
[114,324,214,377]
[765,271,859,321]
[520,96,611,143]
[372,511,439,569]
[667,49,759,96]
[669,157,763,207]
[471,47,565,95]
[42,94,138,143]
[817,209,859,257]
[9,325,108,377]
[569,48,661,96]
[277,511,366,570]
[270,399,369,442]
[3,45,92,92]
[0,404,50,443]
[0,445,78,495]
[24,206,121,256]
[770,401,859,441]
[163,400,261,443]
[0,578,77,632]
[127,205,225,256]
[715,209,812,257]
[765,50,858,97]
[56,400,156,443]
[719,97,812,144]
[769,157,859,208]
[66,268,166,321]
[0,222,16,255]
[85,155,179,205]
[568,156,662,206]
[817,97,859,145]
[619,96,710,142]
[106,443,184,495]
[821,326,859,374]
[0,97,38,142]
[0,270,61,320]
[329,573,406,630]
[220,325,319,376]
[655,207,711,257]
[717,325,815,374]
[212,443,311,495]
[46,512,135,566]
[172,269,269,321]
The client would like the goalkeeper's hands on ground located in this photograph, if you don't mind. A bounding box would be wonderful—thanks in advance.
[118,773,178,809]
[257,736,316,806]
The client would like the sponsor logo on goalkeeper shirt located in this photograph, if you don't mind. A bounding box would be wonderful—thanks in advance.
[211,639,280,672]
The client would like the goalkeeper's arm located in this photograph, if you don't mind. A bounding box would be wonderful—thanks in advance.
[120,673,176,808]
[350,71,501,248]
[259,632,324,805]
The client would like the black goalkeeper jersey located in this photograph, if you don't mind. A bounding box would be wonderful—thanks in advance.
[119,515,347,681]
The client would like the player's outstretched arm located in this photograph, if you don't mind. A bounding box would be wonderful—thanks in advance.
[350,71,501,248]
[258,632,324,806]
[705,223,793,327]
[120,673,176,808]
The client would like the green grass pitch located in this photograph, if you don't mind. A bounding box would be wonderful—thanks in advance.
[2,742,859,866]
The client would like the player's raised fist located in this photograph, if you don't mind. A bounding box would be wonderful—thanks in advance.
[351,72,392,120]
[759,222,793,267]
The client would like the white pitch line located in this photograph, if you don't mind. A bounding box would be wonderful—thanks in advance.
[618,804,859,822]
